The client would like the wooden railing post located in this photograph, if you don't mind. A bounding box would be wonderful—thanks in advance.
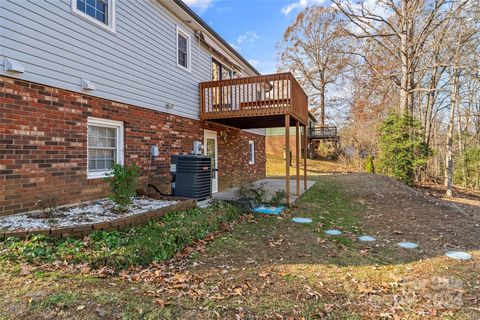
[303,124,308,191]
[296,120,300,196]
[285,114,290,207]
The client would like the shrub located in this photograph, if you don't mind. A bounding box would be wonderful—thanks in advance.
[235,182,267,203]
[454,147,480,189]
[33,197,59,219]
[377,114,432,185]
[106,163,141,211]
[364,156,375,173]
[270,189,286,206]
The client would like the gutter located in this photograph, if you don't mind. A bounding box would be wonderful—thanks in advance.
[172,0,261,76]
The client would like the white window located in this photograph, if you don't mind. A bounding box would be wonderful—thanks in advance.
[72,0,116,33]
[177,27,191,71]
[87,117,124,179]
[248,140,255,164]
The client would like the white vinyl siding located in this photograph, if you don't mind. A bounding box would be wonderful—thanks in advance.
[87,117,124,179]
[0,0,210,120]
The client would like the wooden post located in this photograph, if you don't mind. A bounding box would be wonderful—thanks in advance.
[296,120,300,196]
[303,125,308,190]
[285,114,290,207]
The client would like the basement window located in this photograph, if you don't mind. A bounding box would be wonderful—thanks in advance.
[248,140,255,164]
[87,117,124,179]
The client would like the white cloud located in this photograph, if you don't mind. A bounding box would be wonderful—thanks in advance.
[236,31,259,45]
[281,0,325,15]
[248,59,259,66]
[183,0,214,12]
[229,43,241,50]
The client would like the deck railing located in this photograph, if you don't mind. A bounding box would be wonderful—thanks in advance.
[309,126,337,139]
[199,73,308,124]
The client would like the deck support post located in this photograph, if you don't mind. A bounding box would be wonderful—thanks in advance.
[296,120,300,196]
[303,124,308,190]
[285,114,290,207]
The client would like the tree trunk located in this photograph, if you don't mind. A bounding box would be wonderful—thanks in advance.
[424,67,440,147]
[399,0,410,115]
[400,37,409,114]
[319,84,326,126]
[445,69,458,197]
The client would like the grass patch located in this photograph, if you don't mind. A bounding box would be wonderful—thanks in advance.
[34,292,79,310]
[0,201,240,271]
[296,178,362,236]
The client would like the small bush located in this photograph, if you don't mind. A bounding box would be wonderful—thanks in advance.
[235,182,267,203]
[33,197,59,219]
[0,202,241,271]
[364,156,375,173]
[270,189,286,206]
[106,163,141,211]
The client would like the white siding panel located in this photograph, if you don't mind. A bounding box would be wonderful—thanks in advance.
[0,0,211,120]
[243,129,266,136]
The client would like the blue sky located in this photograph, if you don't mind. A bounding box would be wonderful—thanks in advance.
[184,0,326,74]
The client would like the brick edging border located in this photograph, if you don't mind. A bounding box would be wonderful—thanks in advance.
[0,199,196,240]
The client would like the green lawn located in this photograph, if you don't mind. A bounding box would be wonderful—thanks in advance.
[0,175,478,319]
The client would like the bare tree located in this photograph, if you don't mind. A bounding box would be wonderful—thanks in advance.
[442,8,479,196]
[277,6,352,126]
[332,0,457,115]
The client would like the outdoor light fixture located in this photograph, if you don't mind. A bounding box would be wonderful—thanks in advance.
[165,102,174,109]
[81,78,96,91]
[219,130,228,141]
[4,58,25,73]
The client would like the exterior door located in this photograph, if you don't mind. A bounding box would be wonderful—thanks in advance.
[211,59,233,110]
[204,130,218,193]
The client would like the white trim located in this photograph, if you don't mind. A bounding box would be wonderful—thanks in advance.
[71,0,116,34]
[176,26,192,72]
[248,140,255,164]
[87,117,124,179]
[204,130,218,193]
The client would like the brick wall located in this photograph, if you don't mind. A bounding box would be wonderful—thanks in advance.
[0,76,266,216]
[266,135,305,160]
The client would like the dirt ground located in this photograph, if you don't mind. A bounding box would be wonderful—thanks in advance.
[345,174,480,258]
[416,182,480,217]
[1,173,480,319]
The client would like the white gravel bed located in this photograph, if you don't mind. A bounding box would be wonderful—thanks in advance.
[0,198,178,231]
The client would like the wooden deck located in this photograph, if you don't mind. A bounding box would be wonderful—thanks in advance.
[309,126,338,140]
[199,73,308,129]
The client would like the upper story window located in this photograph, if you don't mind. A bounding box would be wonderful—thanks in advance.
[87,117,124,179]
[177,27,191,71]
[72,0,116,33]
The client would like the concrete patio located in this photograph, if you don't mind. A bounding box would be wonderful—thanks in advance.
[212,178,316,205]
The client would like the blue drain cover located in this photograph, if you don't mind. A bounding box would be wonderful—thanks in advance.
[445,251,472,260]
[292,217,312,224]
[324,229,342,236]
[252,205,285,215]
[358,235,376,242]
[398,242,419,249]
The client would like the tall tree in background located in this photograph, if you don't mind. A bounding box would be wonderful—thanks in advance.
[441,8,479,196]
[277,6,351,126]
[333,0,453,115]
